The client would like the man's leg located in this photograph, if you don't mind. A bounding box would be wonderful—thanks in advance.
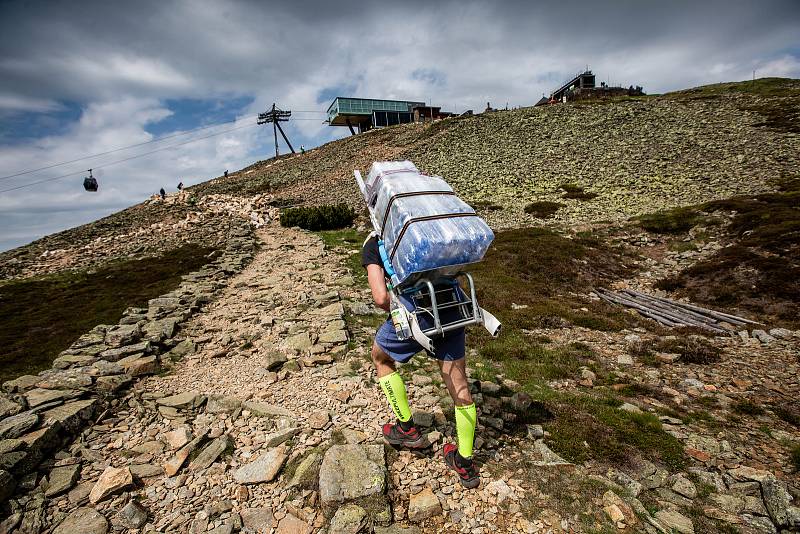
[439,357,480,488]
[372,342,425,448]
[371,341,397,379]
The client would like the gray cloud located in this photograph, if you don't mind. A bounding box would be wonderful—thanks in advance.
[1,0,798,250]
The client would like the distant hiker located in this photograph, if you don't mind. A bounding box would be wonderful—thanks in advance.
[177,181,184,191]
[300,145,306,154]
[224,170,229,178]
[362,237,481,489]
[159,188,166,199]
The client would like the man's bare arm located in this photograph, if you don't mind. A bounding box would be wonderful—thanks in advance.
[366,264,390,311]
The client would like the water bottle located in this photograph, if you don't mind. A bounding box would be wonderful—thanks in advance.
[389,290,412,340]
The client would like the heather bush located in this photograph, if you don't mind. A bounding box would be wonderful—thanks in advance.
[279,204,355,231]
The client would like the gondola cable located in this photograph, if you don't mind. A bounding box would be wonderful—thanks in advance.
[0,113,263,182]
[0,122,259,194]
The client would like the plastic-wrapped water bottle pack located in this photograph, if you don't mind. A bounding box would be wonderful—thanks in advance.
[364,160,494,286]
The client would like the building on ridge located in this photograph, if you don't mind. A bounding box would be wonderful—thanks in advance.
[327,97,424,134]
[326,97,454,134]
[535,69,644,106]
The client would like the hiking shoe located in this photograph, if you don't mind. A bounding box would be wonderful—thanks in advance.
[443,443,480,489]
[382,422,427,449]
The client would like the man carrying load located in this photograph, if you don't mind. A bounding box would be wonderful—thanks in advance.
[362,236,481,489]
[354,160,500,490]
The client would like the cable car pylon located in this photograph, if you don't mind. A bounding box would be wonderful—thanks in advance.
[258,103,294,158]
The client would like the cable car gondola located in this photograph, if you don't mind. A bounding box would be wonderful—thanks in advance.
[83,169,98,192]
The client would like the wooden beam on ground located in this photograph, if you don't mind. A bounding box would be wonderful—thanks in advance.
[624,289,758,326]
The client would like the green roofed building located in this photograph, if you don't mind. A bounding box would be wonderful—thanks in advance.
[327,97,425,134]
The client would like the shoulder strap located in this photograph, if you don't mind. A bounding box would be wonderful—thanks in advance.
[362,231,377,248]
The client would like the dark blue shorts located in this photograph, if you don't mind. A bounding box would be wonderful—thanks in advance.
[374,295,466,363]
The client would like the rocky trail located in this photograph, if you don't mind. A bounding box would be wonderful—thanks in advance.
[3,219,799,534]
[39,224,542,534]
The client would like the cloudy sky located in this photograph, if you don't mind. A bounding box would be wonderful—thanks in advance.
[1,0,798,252]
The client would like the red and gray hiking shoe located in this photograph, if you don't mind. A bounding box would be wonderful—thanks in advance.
[382,422,427,449]
[443,443,480,489]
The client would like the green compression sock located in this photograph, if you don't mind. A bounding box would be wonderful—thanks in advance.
[455,403,477,459]
[379,372,412,423]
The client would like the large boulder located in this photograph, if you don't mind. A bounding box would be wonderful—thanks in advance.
[2,375,39,394]
[654,510,694,534]
[41,399,99,433]
[407,487,442,522]
[330,504,368,533]
[0,396,23,419]
[94,375,132,394]
[761,474,793,526]
[240,507,275,532]
[0,469,15,503]
[142,318,179,342]
[89,466,133,503]
[0,412,38,439]
[284,332,312,352]
[205,395,242,414]
[52,506,109,534]
[117,501,148,529]
[52,354,96,370]
[157,391,205,410]
[319,444,386,506]
[71,329,106,349]
[120,355,159,376]
[166,339,196,360]
[45,463,81,497]
[233,446,287,484]
[189,435,231,472]
[87,361,123,377]
[99,341,150,362]
[35,369,93,390]
[25,388,80,408]
[11,424,62,475]
[288,451,322,488]
[242,401,292,418]
[104,324,141,347]
[311,302,344,318]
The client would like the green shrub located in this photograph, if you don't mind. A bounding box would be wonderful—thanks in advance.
[659,335,721,364]
[775,406,800,428]
[280,204,355,231]
[471,200,504,211]
[791,445,800,471]
[733,399,765,416]
[560,183,599,200]
[639,207,704,234]
[524,201,564,218]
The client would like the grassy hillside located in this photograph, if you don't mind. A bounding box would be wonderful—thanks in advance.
[1,77,798,280]
[195,77,800,229]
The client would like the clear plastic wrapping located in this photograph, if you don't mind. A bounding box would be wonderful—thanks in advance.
[365,160,419,206]
[364,161,494,286]
[373,173,453,232]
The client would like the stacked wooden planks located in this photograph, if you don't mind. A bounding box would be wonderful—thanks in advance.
[593,288,761,334]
